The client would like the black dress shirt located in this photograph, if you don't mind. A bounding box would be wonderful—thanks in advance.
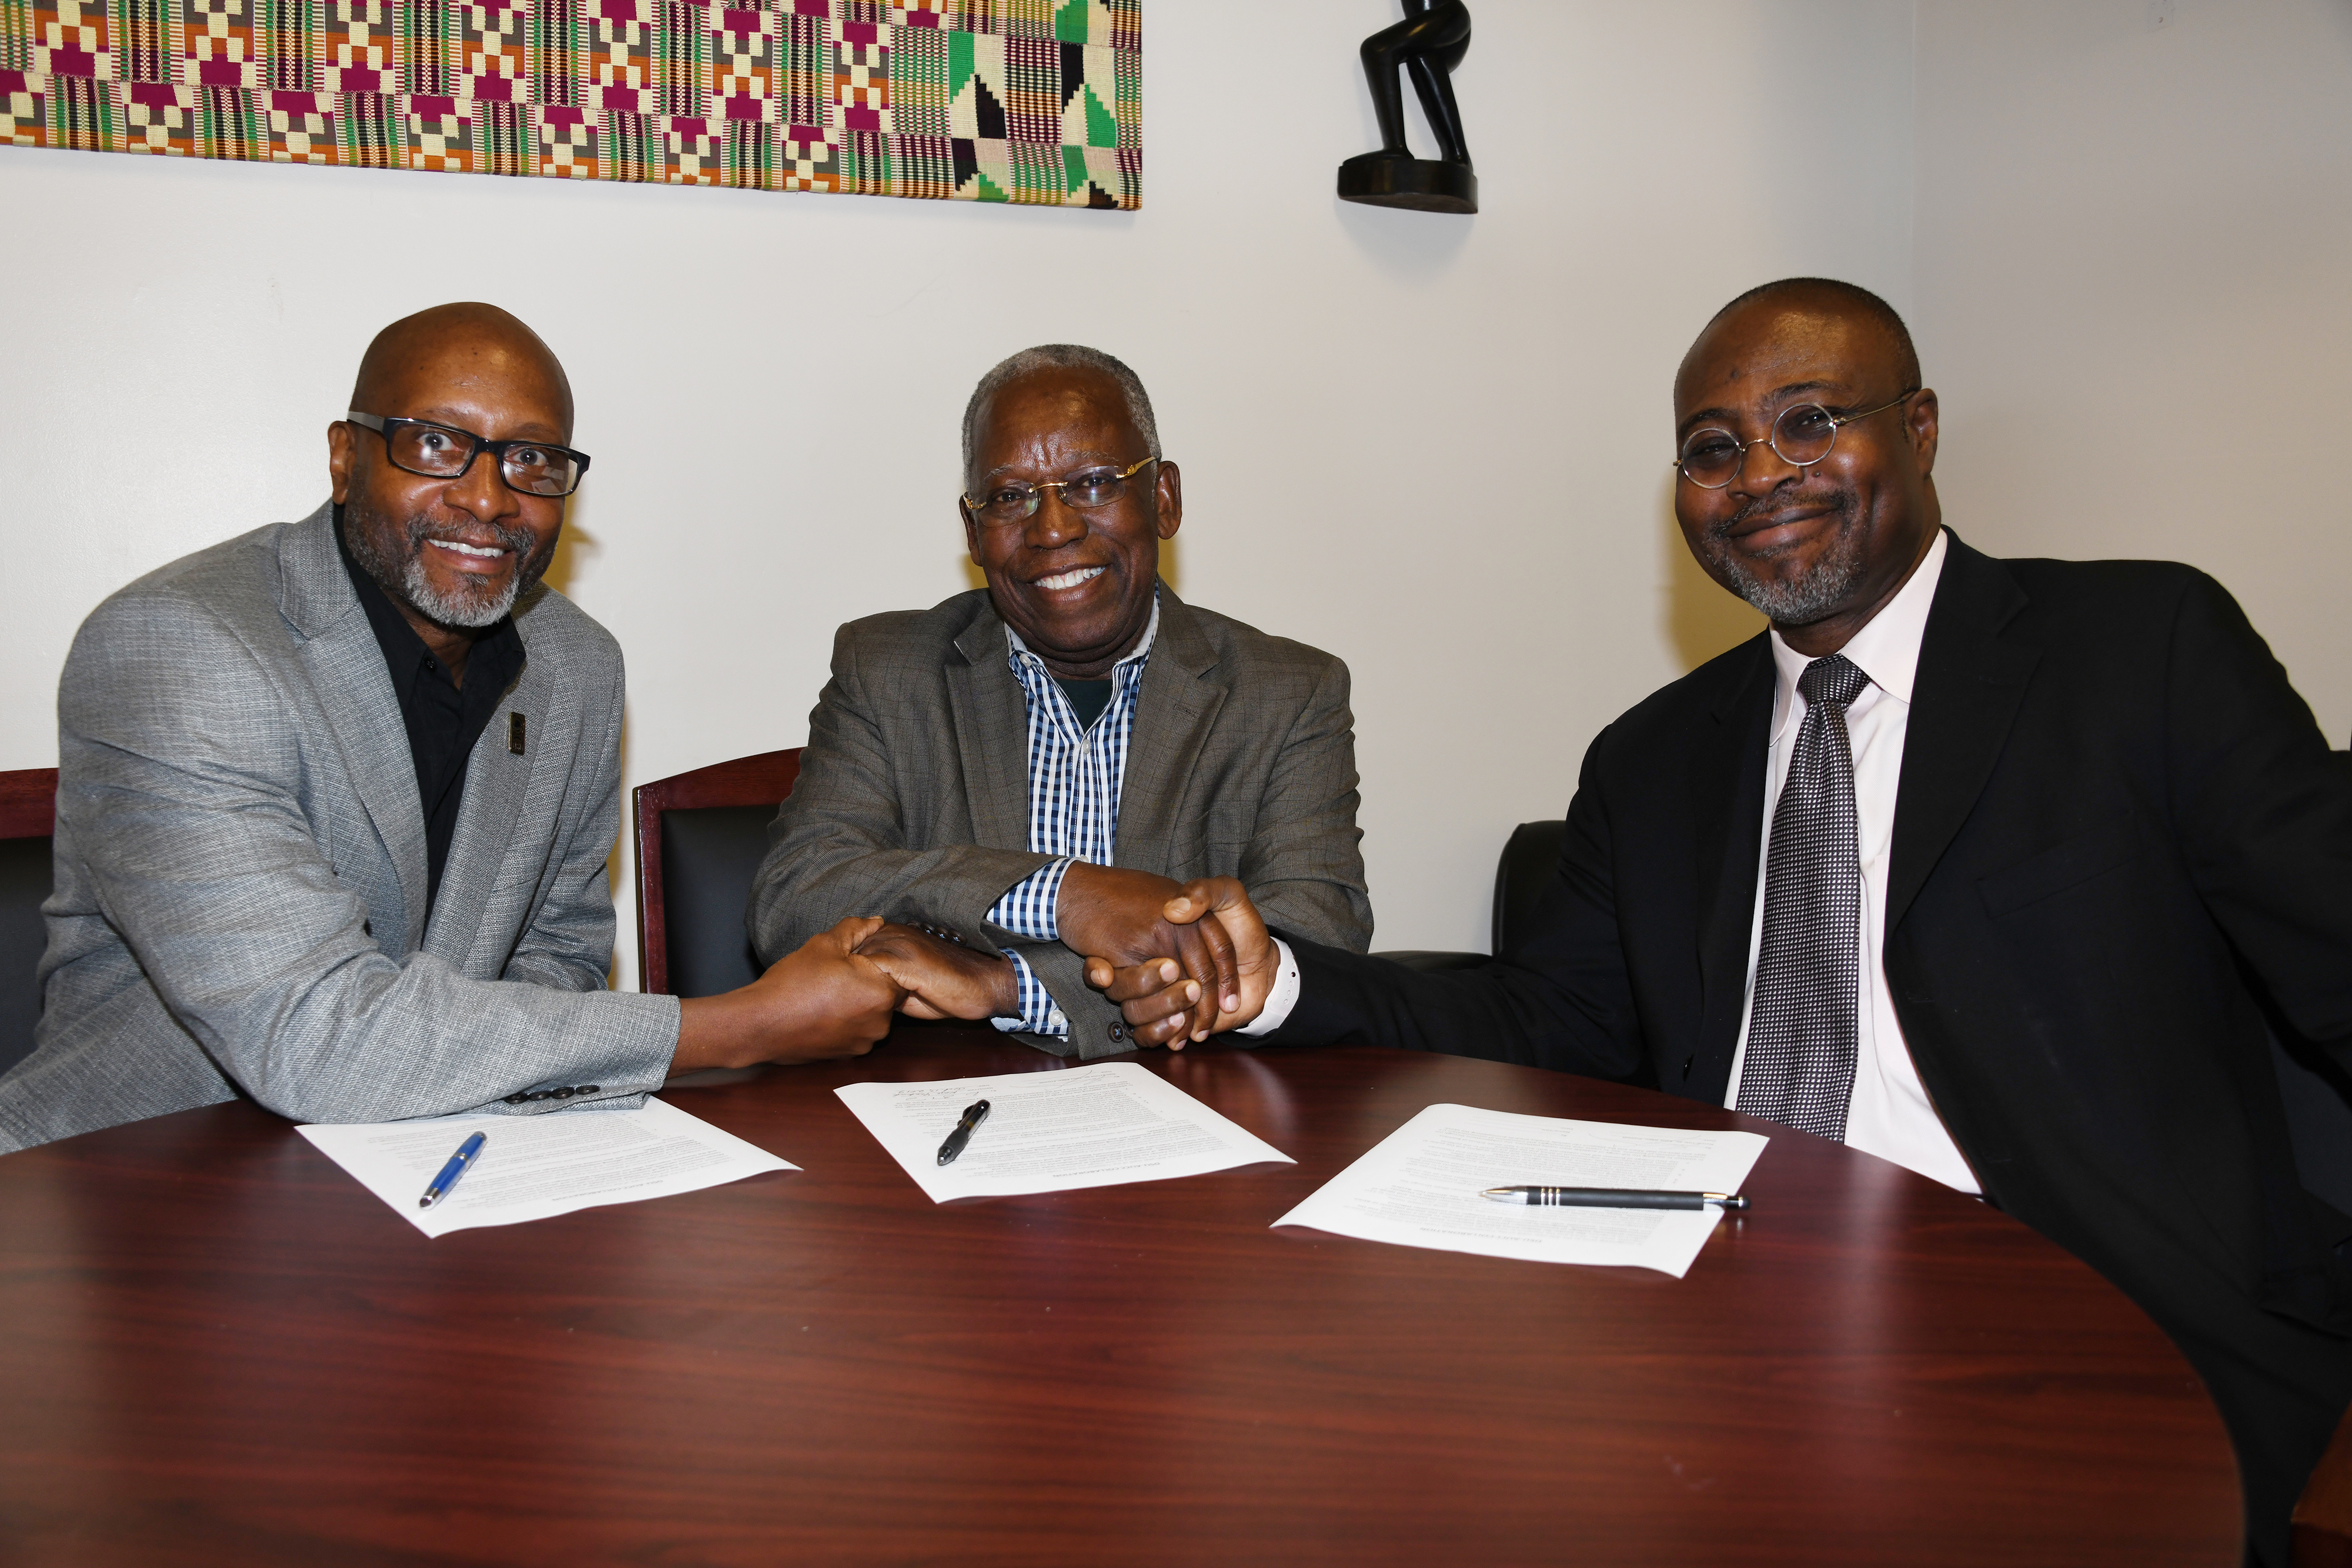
[335,514,524,915]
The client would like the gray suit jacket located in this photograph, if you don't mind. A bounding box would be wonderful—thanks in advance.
[0,503,680,1154]
[749,583,1372,1058]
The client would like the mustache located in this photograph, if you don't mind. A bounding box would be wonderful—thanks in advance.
[1710,482,1855,543]
[403,511,537,560]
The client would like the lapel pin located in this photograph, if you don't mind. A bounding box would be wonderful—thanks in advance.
[507,713,526,755]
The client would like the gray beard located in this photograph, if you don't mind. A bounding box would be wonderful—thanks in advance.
[1693,499,1870,627]
[345,504,544,630]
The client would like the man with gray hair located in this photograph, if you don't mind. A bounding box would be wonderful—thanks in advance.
[748,345,1372,1056]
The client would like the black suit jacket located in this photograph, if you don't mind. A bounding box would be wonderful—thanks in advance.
[1274,533,2352,1549]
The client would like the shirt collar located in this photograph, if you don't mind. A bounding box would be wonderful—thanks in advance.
[1004,587,1161,681]
[1768,527,1949,734]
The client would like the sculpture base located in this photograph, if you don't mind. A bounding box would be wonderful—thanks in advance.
[1336,152,1477,214]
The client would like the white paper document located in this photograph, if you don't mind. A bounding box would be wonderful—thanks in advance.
[1272,1103,1768,1278]
[836,1061,1292,1202]
[297,1096,796,1238]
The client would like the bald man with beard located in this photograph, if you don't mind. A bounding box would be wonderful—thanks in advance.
[0,303,908,1153]
[1111,279,2352,1564]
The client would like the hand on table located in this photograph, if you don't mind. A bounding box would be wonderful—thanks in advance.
[671,916,904,1075]
[1084,878,1278,1049]
[1055,863,1239,1045]
[853,922,1018,1021]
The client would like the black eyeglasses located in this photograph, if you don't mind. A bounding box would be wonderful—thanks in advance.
[1673,389,1919,490]
[346,411,592,497]
[961,454,1159,527]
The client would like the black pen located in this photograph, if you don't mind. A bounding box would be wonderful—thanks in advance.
[937,1100,990,1166]
[419,1131,487,1208]
[1480,1185,1749,1211]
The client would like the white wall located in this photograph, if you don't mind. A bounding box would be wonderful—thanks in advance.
[0,1,1922,979]
[1913,0,2352,744]
[12,2,2346,985]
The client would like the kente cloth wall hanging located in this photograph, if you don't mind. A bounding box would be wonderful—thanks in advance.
[0,0,1139,206]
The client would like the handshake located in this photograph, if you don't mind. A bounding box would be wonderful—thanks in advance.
[669,865,1275,1077]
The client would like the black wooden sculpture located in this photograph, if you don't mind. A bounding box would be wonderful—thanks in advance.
[1337,0,1475,214]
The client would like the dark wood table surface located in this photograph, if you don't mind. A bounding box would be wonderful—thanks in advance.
[0,1025,2239,1566]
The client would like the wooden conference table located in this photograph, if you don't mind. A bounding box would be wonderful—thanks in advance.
[0,1025,2239,1565]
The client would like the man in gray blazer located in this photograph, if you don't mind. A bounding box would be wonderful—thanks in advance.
[750,345,1372,1059]
[0,303,905,1154]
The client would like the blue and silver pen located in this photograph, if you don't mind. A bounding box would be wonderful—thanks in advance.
[419,1131,488,1208]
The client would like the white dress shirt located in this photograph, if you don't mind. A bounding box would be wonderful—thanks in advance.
[1722,530,1978,1192]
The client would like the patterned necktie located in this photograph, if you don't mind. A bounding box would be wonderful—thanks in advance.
[1736,653,1873,1142]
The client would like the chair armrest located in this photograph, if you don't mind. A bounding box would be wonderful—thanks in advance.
[1372,950,1488,974]
[2296,1399,2352,1567]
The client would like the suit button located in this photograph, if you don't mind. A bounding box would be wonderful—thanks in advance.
[504,1093,527,1105]
[526,1090,551,1102]
[579,1086,600,1095]
[1108,1023,1126,1042]
[553,1086,574,1098]
[1681,1055,1695,1080]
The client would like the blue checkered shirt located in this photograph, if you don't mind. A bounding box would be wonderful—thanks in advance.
[985,593,1160,1037]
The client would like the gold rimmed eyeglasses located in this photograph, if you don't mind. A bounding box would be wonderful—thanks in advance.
[962,455,1160,526]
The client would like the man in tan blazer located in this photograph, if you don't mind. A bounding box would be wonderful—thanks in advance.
[750,345,1371,1059]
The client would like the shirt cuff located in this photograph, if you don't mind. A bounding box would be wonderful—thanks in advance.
[1236,940,1300,1038]
[988,947,1070,1038]
[986,857,1074,944]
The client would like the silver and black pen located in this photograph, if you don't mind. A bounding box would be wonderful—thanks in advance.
[937,1099,990,1166]
[1480,1185,1749,1211]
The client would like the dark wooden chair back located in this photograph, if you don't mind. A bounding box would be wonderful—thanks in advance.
[632,750,801,998]
[0,769,59,1076]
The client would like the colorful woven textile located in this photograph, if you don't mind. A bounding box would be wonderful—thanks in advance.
[0,0,1139,206]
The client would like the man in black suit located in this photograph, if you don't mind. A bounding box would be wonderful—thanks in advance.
[1095,278,2352,1564]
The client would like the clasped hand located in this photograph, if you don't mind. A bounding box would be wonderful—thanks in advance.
[671,916,907,1074]
[668,868,1277,1079]
[851,921,1018,1021]
[1078,875,1278,1049]
[862,864,1274,1051]
[670,917,1021,1078]
[1054,863,1254,1048]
